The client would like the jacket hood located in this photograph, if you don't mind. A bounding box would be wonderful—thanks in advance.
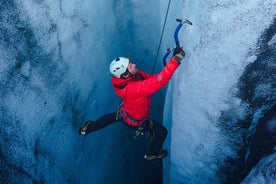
[111,71,145,97]
[111,76,133,97]
[112,77,133,89]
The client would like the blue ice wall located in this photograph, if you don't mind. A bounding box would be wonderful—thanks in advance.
[1,0,275,184]
[0,1,164,183]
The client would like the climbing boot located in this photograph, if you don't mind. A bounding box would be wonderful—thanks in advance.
[144,150,168,161]
[79,121,92,135]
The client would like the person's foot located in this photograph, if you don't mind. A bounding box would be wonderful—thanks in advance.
[144,150,168,161]
[79,121,93,135]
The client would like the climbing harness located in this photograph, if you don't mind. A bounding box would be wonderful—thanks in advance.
[151,0,172,74]
[117,105,148,127]
[163,18,192,67]
[116,105,156,140]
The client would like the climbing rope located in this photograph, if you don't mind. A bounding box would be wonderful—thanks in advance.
[151,0,172,74]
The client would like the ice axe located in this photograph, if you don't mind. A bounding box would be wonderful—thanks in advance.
[163,18,192,66]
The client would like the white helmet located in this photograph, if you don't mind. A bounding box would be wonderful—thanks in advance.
[109,57,129,78]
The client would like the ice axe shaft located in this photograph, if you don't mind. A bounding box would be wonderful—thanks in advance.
[174,18,192,47]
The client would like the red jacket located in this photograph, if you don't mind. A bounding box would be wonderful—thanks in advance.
[112,58,180,120]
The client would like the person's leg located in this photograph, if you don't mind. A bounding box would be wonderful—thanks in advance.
[146,120,168,156]
[79,111,119,134]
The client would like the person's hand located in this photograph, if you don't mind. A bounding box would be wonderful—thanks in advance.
[173,46,185,62]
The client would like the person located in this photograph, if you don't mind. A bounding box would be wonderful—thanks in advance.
[79,47,185,160]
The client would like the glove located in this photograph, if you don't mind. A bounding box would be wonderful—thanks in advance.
[173,46,185,57]
[173,46,185,62]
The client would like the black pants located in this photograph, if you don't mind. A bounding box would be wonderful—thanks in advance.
[83,111,168,155]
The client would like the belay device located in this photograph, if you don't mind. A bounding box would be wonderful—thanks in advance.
[163,19,192,66]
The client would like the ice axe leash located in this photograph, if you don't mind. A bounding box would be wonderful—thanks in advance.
[163,18,192,67]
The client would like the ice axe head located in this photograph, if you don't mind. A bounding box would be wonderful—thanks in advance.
[176,18,192,25]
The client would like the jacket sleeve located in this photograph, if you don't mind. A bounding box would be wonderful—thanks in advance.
[129,58,180,96]
[137,70,154,79]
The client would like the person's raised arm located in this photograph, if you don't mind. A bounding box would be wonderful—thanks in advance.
[130,48,185,96]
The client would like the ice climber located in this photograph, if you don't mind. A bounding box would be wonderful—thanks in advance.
[79,47,185,160]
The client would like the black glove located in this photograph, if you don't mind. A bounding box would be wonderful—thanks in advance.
[173,46,185,57]
[173,46,185,62]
